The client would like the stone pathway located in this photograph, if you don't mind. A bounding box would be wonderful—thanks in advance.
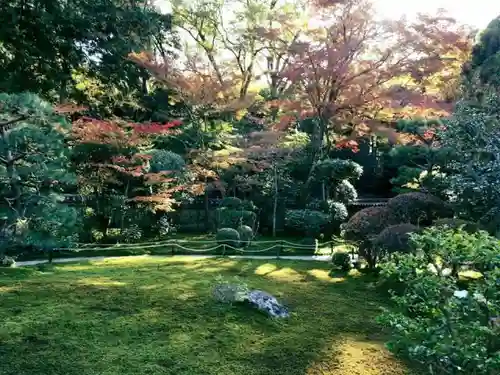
[15,254,332,267]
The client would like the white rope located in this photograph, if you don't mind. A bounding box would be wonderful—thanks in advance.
[52,238,344,254]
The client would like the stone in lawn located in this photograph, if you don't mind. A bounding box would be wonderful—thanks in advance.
[247,290,290,318]
[212,283,249,303]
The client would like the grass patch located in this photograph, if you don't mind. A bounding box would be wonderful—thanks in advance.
[0,257,413,375]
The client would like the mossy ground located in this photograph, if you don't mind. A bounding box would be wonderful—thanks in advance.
[0,257,413,375]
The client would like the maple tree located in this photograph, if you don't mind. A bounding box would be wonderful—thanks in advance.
[265,1,471,157]
[70,116,184,238]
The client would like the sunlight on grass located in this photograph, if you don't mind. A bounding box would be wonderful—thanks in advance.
[254,263,277,275]
[0,258,414,375]
[76,277,127,287]
[307,269,346,283]
[306,337,410,375]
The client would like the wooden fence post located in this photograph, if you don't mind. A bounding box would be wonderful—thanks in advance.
[276,240,282,259]
[222,244,226,257]
[171,243,175,256]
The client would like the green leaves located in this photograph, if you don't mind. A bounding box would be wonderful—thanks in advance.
[378,227,500,374]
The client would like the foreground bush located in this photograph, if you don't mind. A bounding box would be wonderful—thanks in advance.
[216,228,240,248]
[378,228,500,375]
[285,209,330,237]
[387,192,451,225]
[331,252,351,272]
[373,223,419,256]
[343,206,396,243]
[0,255,15,267]
[433,218,481,234]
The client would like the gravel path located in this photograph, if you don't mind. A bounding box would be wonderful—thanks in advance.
[15,254,332,267]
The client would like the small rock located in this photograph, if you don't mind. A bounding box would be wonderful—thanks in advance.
[247,290,290,318]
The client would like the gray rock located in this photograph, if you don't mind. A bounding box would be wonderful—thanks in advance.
[247,290,290,318]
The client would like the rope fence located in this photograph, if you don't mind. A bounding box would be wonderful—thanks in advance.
[32,238,347,263]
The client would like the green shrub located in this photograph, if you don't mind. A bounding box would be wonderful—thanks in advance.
[387,192,451,225]
[306,199,330,213]
[220,197,243,209]
[479,207,500,237]
[285,209,330,237]
[343,206,397,243]
[240,200,257,211]
[121,224,143,243]
[433,218,481,234]
[373,223,419,256]
[335,179,358,202]
[216,228,240,248]
[149,150,185,173]
[216,208,257,229]
[0,254,16,267]
[237,225,253,247]
[312,159,363,182]
[378,227,500,375]
[331,252,351,271]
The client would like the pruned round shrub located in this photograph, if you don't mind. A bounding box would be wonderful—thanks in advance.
[149,150,185,173]
[220,197,243,209]
[306,199,330,213]
[216,228,240,247]
[335,179,358,202]
[343,206,397,243]
[433,218,481,234]
[329,201,348,223]
[216,208,257,229]
[285,209,330,237]
[331,252,351,271]
[373,223,419,255]
[312,159,363,182]
[237,225,253,247]
[240,200,257,211]
[121,224,143,243]
[0,255,15,267]
[387,192,451,225]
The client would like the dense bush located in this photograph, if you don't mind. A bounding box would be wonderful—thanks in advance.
[0,255,16,267]
[343,206,397,243]
[216,228,240,247]
[285,209,330,237]
[305,199,330,213]
[441,87,500,220]
[433,218,481,234]
[334,180,358,202]
[220,197,243,209]
[121,224,143,243]
[216,209,257,230]
[331,252,351,272]
[149,150,185,173]
[373,223,419,256]
[312,158,363,182]
[329,201,348,223]
[378,227,500,375]
[237,225,253,247]
[387,192,451,225]
[479,207,500,237]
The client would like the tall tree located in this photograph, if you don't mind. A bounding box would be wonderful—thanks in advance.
[0,0,175,105]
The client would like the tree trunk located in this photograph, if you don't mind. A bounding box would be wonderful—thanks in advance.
[272,164,278,237]
[1,126,21,218]
[204,185,210,231]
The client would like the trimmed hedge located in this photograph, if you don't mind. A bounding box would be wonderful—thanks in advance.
[373,223,419,255]
[216,228,240,247]
[343,206,397,243]
[387,192,451,225]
